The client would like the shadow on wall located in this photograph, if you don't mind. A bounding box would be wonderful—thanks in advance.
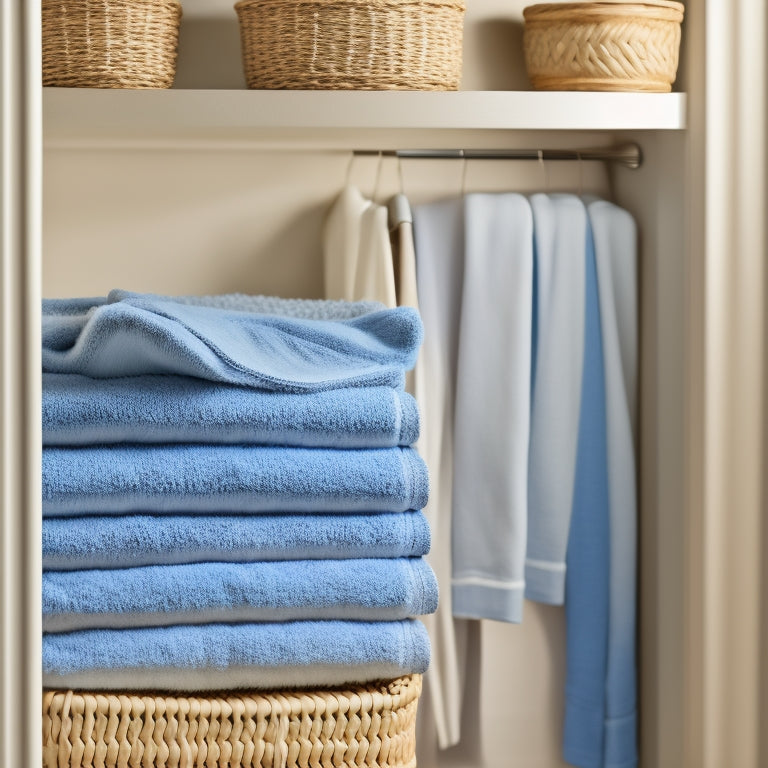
[464,19,530,91]
[174,16,247,89]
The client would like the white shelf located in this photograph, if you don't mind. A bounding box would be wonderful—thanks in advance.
[44,89,687,147]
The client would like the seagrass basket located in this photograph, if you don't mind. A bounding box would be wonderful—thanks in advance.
[523,0,684,92]
[43,674,421,768]
[234,0,465,90]
[42,0,182,88]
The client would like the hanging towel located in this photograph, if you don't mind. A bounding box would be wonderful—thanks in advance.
[42,290,421,391]
[42,374,419,448]
[42,618,431,691]
[412,197,468,749]
[562,221,611,768]
[42,557,438,632]
[525,194,587,605]
[323,186,396,306]
[451,193,534,624]
[587,198,639,768]
[42,444,428,517]
[43,511,431,570]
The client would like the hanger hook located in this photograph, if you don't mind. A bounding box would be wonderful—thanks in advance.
[577,151,584,196]
[372,150,384,203]
[538,149,549,191]
[460,149,468,197]
[397,155,405,196]
[345,152,355,187]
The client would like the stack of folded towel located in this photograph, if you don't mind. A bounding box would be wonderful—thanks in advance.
[42,290,436,691]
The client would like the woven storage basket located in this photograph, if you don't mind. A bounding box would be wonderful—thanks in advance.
[42,0,182,88]
[43,674,421,768]
[235,0,465,90]
[523,0,684,92]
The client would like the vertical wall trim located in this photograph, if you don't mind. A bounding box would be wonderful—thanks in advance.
[0,2,42,767]
[686,0,767,765]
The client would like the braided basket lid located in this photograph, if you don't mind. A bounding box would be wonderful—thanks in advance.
[524,1,684,22]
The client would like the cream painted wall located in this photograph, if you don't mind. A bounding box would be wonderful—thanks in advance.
[42,3,687,767]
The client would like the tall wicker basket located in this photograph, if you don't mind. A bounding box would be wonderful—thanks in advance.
[42,0,182,88]
[235,0,465,90]
[43,675,422,768]
[523,0,684,92]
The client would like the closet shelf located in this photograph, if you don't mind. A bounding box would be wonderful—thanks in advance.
[44,89,686,148]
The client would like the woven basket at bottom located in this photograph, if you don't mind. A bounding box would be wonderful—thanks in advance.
[43,674,421,768]
[235,0,465,90]
[523,1,685,92]
[42,0,182,88]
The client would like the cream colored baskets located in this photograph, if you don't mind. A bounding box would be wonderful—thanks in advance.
[42,0,182,89]
[43,675,421,768]
[523,1,684,92]
[235,0,465,90]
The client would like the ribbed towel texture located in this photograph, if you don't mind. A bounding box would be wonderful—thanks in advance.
[42,445,428,516]
[43,619,431,691]
[43,374,419,447]
[42,290,422,391]
[41,291,435,691]
[43,512,431,570]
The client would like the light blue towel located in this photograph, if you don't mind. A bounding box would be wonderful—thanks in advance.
[563,221,611,768]
[42,512,431,570]
[42,445,428,516]
[42,557,439,632]
[43,374,419,448]
[42,291,422,392]
[42,619,431,690]
[42,374,418,448]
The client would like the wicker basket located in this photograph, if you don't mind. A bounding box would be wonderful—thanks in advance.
[523,1,684,92]
[42,0,182,89]
[235,0,465,90]
[43,675,421,768]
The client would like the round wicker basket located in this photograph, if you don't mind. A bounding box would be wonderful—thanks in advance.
[235,0,466,90]
[43,675,421,768]
[523,0,684,92]
[42,0,182,89]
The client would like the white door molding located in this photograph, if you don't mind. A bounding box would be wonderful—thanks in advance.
[0,2,42,766]
[685,1,767,766]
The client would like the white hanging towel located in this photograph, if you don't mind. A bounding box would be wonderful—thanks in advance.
[323,185,396,306]
[452,193,534,624]
[412,197,469,749]
[586,197,638,768]
[526,194,587,605]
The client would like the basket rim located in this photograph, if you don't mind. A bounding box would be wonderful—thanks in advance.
[235,0,465,9]
[523,0,684,22]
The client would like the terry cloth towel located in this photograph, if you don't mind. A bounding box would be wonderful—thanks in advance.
[42,557,439,632]
[42,445,428,516]
[42,375,419,448]
[412,197,472,749]
[42,618,431,691]
[42,511,431,570]
[563,221,611,768]
[451,193,534,624]
[587,198,639,768]
[323,186,397,307]
[42,290,422,392]
[525,194,588,605]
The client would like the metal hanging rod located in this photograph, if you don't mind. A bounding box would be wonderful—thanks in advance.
[353,142,642,169]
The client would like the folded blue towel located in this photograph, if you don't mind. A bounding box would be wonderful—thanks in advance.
[43,512,431,570]
[43,619,431,690]
[42,374,419,448]
[42,291,423,392]
[42,557,438,632]
[42,445,428,516]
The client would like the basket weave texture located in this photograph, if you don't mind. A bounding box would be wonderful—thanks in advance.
[235,0,465,90]
[43,675,421,768]
[42,0,182,89]
[523,1,684,92]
